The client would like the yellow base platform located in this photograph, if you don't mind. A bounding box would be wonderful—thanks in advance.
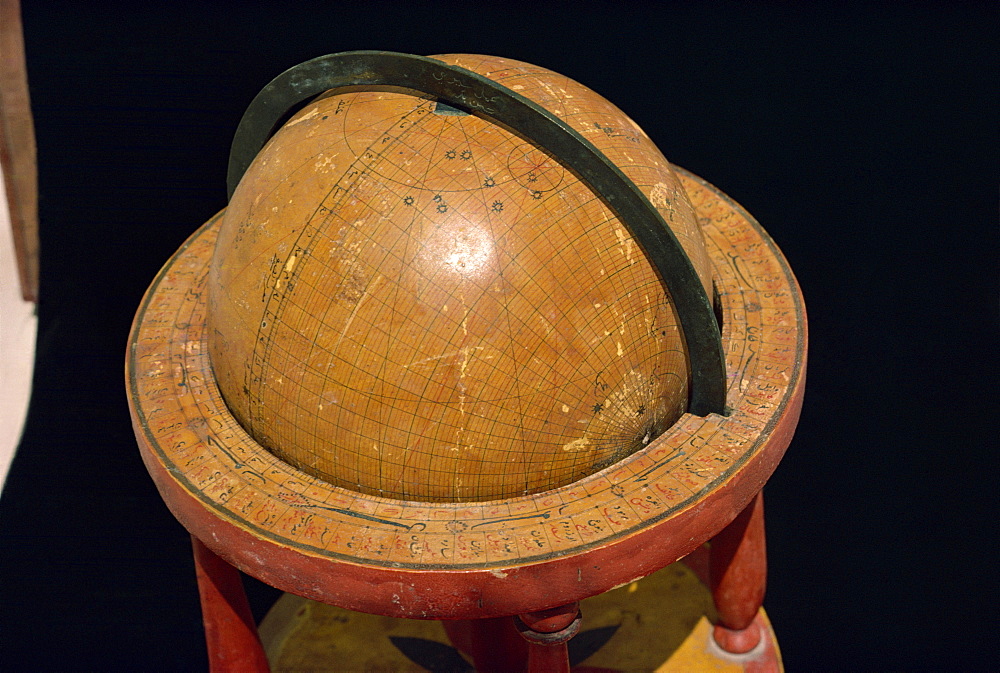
[258,556,782,672]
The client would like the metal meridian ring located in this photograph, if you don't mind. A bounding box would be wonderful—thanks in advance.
[226,50,726,416]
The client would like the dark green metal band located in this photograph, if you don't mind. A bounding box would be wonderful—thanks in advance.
[227,51,726,416]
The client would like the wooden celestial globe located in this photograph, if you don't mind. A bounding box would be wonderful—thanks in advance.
[127,51,805,672]
[207,54,713,502]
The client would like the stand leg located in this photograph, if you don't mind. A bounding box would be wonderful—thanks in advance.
[710,491,767,654]
[443,616,528,673]
[191,535,271,673]
[515,603,581,673]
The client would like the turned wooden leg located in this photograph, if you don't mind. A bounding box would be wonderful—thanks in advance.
[709,491,766,654]
[191,535,271,673]
[442,616,528,673]
[514,603,581,673]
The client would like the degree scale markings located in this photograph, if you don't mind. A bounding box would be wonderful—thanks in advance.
[129,171,803,569]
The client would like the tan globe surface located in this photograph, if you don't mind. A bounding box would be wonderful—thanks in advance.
[207,54,712,502]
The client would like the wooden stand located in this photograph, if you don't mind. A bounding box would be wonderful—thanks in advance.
[191,536,270,673]
[191,514,783,672]
[711,492,768,655]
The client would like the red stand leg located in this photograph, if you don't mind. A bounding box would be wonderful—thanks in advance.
[515,603,581,673]
[710,492,767,654]
[191,535,271,673]
[442,616,528,673]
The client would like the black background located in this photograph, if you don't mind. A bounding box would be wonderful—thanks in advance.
[1,2,995,670]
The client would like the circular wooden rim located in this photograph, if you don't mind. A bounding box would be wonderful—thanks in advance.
[127,169,806,618]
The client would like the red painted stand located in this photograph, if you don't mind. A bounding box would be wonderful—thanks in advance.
[515,603,581,673]
[191,536,270,673]
[710,492,768,655]
[442,616,528,673]
[191,494,775,672]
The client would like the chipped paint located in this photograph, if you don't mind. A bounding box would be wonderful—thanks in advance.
[285,106,321,126]
[562,437,590,452]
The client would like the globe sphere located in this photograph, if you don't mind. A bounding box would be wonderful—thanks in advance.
[207,54,712,502]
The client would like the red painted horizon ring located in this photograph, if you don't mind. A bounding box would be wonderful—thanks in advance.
[127,168,807,621]
[133,376,802,619]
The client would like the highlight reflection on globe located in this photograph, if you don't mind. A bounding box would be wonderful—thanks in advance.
[206,54,712,502]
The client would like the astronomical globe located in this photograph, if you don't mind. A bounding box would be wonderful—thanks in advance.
[128,51,805,670]
[206,53,717,503]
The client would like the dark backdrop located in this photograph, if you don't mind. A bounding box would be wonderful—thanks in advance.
[2,2,995,670]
